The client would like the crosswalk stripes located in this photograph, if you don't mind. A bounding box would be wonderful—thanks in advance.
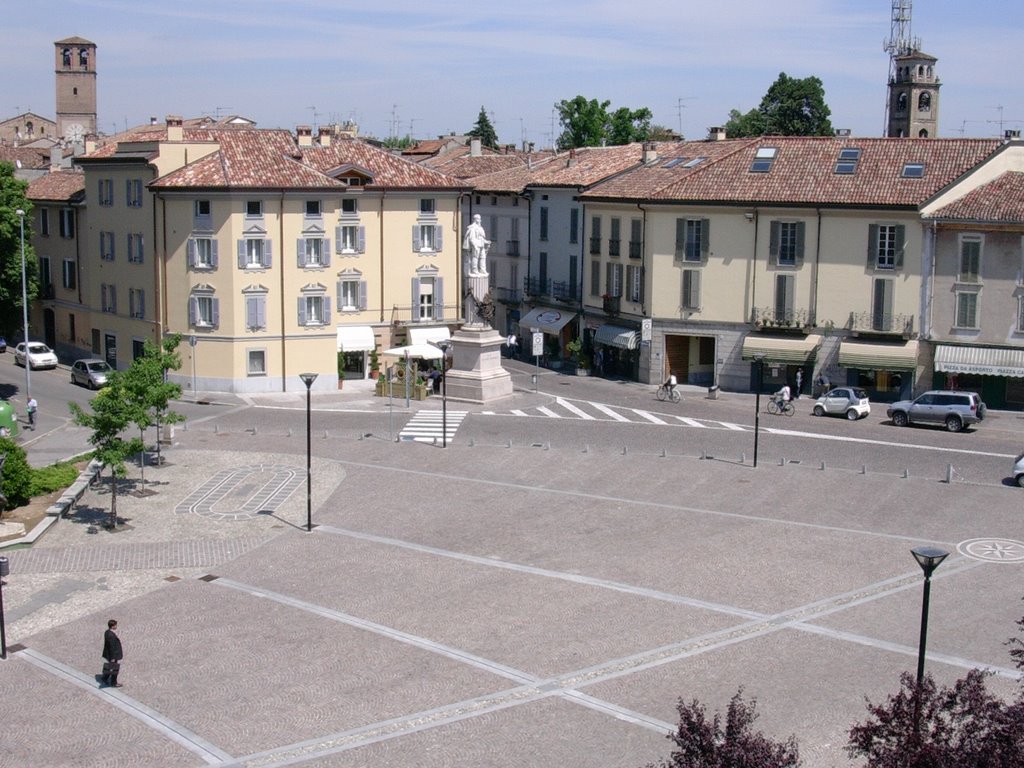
[399,410,468,443]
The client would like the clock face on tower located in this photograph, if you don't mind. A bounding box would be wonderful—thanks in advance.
[66,123,84,143]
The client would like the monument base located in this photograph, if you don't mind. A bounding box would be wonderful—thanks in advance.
[444,325,513,403]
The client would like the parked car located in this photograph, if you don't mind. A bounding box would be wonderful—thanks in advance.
[0,335,6,353]
[14,342,58,370]
[812,387,871,420]
[886,390,986,433]
[1012,453,1024,487]
[70,358,112,389]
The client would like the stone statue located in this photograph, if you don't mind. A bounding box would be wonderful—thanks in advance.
[463,213,490,277]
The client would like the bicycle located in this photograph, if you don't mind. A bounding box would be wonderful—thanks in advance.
[766,396,794,416]
[656,384,681,403]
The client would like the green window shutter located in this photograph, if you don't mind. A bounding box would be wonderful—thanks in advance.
[795,222,806,267]
[894,225,906,269]
[867,224,879,269]
[768,221,780,266]
[699,218,710,263]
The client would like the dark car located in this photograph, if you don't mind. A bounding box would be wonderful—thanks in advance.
[886,390,986,433]
[0,336,6,353]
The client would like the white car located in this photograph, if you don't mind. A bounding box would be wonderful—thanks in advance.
[1013,453,1024,488]
[14,342,58,370]
[812,387,871,420]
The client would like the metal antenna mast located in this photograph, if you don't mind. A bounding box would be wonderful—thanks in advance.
[883,1,921,134]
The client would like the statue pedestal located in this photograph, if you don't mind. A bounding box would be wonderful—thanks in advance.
[444,325,513,403]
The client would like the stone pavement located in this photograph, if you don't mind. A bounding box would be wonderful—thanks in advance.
[0,376,1023,767]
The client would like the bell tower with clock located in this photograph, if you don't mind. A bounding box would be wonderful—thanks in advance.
[55,36,97,143]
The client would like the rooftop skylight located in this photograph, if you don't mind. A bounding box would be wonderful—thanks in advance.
[902,162,926,178]
[750,147,777,173]
[834,147,862,175]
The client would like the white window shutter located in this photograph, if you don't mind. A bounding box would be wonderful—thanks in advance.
[413,226,421,251]
[189,296,196,325]
[246,296,258,329]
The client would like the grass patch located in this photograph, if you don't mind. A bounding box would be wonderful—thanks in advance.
[28,461,83,496]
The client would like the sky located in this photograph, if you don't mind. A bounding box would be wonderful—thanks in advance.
[3,1,1023,148]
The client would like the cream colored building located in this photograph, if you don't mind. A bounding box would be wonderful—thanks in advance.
[581,136,1005,399]
[73,119,466,393]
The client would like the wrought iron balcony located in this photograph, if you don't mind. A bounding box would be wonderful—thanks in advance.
[847,311,914,336]
[628,241,642,259]
[551,281,577,302]
[505,240,520,257]
[524,276,549,297]
[750,306,816,329]
[492,286,522,305]
[608,238,621,257]
[589,237,601,255]
[602,294,621,315]
[389,303,460,326]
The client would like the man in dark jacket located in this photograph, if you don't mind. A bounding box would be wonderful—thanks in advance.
[101,619,123,687]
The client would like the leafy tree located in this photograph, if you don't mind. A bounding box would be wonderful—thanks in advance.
[120,335,185,479]
[467,106,498,149]
[648,124,682,141]
[69,377,145,529]
[556,96,611,149]
[724,73,833,138]
[847,671,1024,767]
[0,437,33,510]
[648,689,801,768]
[0,162,38,339]
[607,106,653,146]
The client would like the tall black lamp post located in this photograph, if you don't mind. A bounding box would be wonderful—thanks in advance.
[753,353,765,467]
[433,339,453,447]
[16,209,31,404]
[299,373,318,532]
[0,556,9,659]
[911,546,948,684]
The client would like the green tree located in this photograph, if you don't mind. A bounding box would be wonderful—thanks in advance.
[69,377,145,529]
[0,437,33,510]
[0,162,38,339]
[467,106,499,149]
[648,124,682,141]
[556,96,611,149]
[120,335,185,477]
[724,73,833,138]
[607,106,653,146]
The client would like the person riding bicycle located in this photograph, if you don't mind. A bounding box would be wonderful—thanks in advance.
[772,384,791,409]
[664,372,677,396]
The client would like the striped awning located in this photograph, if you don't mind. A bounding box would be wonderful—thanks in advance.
[839,340,918,370]
[594,324,640,350]
[336,325,375,352]
[741,334,822,364]
[934,344,1024,378]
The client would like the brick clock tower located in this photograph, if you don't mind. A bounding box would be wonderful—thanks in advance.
[55,36,97,143]
[887,51,940,138]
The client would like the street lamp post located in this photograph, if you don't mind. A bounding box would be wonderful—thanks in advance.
[912,546,949,685]
[434,340,453,447]
[0,556,9,659]
[753,353,765,467]
[15,209,30,403]
[299,373,318,532]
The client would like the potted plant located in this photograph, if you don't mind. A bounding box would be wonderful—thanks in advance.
[369,347,380,379]
[337,351,345,390]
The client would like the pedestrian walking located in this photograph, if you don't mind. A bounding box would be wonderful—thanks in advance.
[100,619,123,687]
[26,397,37,430]
[795,370,803,399]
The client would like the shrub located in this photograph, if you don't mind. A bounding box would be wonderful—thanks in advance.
[0,438,33,510]
[28,461,80,497]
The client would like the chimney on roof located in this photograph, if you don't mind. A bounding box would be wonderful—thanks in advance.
[642,141,658,164]
[470,137,482,157]
[567,148,577,168]
[318,126,331,147]
[297,125,313,147]
[166,115,183,142]
[150,116,157,126]
[84,138,96,154]
[1006,129,1021,140]
[707,126,726,142]
[835,128,851,137]
[49,146,62,172]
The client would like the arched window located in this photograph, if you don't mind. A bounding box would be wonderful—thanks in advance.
[62,48,71,67]
[918,65,925,77]
[79,48,89,68]
[918,129,929,138]
[896,93,908,112]
[918,92,931,112]
[26,121,34,136]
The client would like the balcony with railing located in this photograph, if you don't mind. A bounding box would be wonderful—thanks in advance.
[492,286,522,305]
[608,238,621,257]
[602,294,621,315]
[524,276,549,297]
[628,240,642,259]
[389,304,460,326]
[589,237,601,255]
[551,281,578,302]
[750,306,816,330]
[848,311,914,337]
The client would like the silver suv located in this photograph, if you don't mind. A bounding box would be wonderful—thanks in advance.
[886,390,986,433]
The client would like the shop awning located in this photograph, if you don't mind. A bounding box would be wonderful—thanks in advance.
[741,334,822,364]
[336,325,376,352]
[934,344,1024,377]
[594,324,640,350]
[408,326,450,345]
[519,307,576,336]
[839,340,918,370]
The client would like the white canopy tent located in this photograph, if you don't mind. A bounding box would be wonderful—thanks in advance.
[381,344,443,360]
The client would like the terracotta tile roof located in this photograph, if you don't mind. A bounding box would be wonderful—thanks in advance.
[27,170,86,201]
[525,144,651,188]
[429,153,530,179]
[148,130,466,191]
[587,136,1002,207]
[0,145,51,169]
[927,172,1024,223]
